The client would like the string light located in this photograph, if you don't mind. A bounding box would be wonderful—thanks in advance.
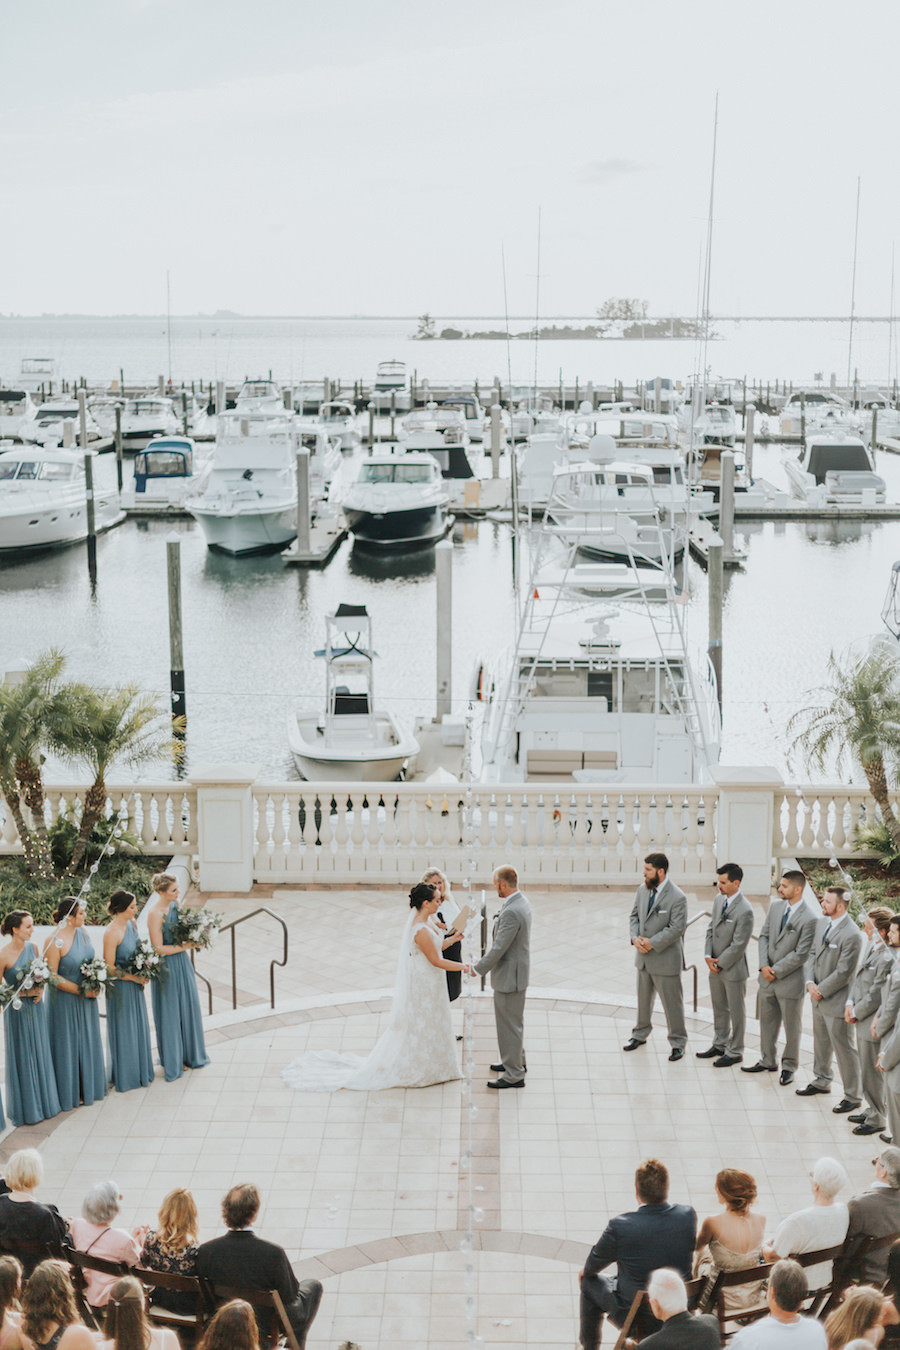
[460,697,481,1348]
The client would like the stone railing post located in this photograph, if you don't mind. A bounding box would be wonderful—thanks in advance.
[710,766,783,895]
[190,764,259,892]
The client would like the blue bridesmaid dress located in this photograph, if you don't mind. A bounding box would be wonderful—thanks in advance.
[151,902,210,1082]
[107,920,154,1092]
[3,941,60,1126]
[47,928,108,1110]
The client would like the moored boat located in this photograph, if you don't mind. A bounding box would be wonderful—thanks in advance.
[0,447,124,553]
[341,450,451,549]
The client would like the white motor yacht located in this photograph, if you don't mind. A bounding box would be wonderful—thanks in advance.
[782,430,886,504]
[0,447,124,553]
[551,457,691,568]
[399,405,472,469]
[341,450,450,549]
[0,389,36,439]
[373,360,409,411]
[439,394,485,442]
[286,603,419,781]
[779,388,860,437]
[312,401,361,451]
[19,400,102,447]
[234,379,286,415]
[692,402,737,447]
[120,436,208,514]
[187,410,300,555]
[91,395,181,450]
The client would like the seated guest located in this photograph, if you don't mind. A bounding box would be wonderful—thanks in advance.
[0,1255,28,1350]
[70,1181,140,1311]
[694,1169,766,1313]
[880,1242,900,1343]
[730,1260,826,1350]
[840,1150,900,1286]
[20,1260,83,1350]
[0,1151,70,1276]
[825,1287,887,1350]
[761,1157,850,1291]
[57,1274,180,1350]
[578,1158,697,1350]
[135,1186,199,1313]
[197,1299,261,1350]
[196,1184,322,1350]
[639,1269,722,1350]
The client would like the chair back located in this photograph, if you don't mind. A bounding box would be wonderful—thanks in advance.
[209,1282,301,1350]
[611,1276,708,1350]
[131,1265,215,1336]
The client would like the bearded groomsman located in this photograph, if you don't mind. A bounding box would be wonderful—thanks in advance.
[742,870,817,1087]
[624,853,688,1061]
[796,886,863,1110]
[696,863,753,1068]
[845,907,894,1137]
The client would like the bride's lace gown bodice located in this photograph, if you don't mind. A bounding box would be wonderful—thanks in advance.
[283,921,461,1092]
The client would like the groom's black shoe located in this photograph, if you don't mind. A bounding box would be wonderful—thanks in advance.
[696,1046,721,1059]
[490,1063,528,1074]
[622,1039,644,1051]
[487,1078,524,1089]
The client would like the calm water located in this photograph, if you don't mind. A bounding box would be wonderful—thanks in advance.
[1,315,899,783]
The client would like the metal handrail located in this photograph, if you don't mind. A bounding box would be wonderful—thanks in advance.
[683,908,712,1012]
[191,906,289,1015]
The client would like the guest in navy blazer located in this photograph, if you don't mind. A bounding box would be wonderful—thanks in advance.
[579,1159,697,1350]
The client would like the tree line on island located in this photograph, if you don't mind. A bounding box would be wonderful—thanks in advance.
[413,299,713,341]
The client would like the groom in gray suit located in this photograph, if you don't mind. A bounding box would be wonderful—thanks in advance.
[624,853,688,1061]
[797,885,864,1107]
[697,862,754,1067]
[475,865,531,1090]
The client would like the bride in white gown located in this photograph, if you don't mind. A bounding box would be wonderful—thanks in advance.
[282,882,472,1092]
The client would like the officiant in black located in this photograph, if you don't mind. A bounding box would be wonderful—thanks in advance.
[422,867,464,1002]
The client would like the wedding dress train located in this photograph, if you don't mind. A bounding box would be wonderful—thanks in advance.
[282,917,461,1091]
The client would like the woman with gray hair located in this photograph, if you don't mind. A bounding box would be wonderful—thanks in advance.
[0,1150,70,1277]
[69,1182,140,1311]
[762,1156,850,1290]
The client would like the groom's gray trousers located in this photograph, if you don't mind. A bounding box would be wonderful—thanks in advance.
[494,989,526,1083]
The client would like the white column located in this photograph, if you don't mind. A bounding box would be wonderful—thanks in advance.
[190,764,259,892]
[710,766,783,894]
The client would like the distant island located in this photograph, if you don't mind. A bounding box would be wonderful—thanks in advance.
[412,304,713,342]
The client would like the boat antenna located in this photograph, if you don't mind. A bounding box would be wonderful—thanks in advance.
[533,206,542,407]
[700,92,719,403]
[166,269,173,386]
[846,176,861,398]
[888,242,895,393]
[501,242,519,601]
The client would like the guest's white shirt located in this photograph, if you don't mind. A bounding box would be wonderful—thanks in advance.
[731,1315,827,1350]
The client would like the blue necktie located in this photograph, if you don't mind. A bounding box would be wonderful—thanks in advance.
[779,906,790,933]
[721,898,728,919]
[822,922,832,945]
[647,888,657,917]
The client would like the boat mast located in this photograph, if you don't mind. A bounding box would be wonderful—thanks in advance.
[888,242,895,393]
[166,269,173,387]
[700,93,719,404]
[846,177,861,399]
[533,207,542,409]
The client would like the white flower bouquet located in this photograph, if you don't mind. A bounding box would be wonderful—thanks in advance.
[170,904,222,951]
[0,955,57,1011]
[80,955,110,996]
[122,938,167,985]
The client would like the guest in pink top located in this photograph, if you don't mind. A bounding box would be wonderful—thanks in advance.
[69,1182,140,1309]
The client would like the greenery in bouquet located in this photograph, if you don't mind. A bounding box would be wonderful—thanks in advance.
[0,955,58,1012]
[80,955,111,996]
[170,904,222,950]
[122,938,166,985]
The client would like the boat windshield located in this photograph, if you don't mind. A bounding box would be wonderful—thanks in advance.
[36,407,76,419]
[359,462,434,484]
[0,391,26,404]
[136,450,188,477]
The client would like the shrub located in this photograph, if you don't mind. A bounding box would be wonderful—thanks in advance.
[853,820,900,871]
[0,855,165,926]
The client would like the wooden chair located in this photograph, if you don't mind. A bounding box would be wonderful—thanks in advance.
[612,1277,709,1350]
[705,1259,779,1341]
[131,1266,216,1341]
[792,1243,847,1318]
[0,1235,69,1278]
[822,1229,900,1318]
[66,1249,133,1331]
[206,1283,302,1350]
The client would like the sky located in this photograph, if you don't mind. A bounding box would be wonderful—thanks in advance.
[4,0,900,318]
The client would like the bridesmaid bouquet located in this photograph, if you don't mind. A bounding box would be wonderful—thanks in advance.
[0,955,57,1011]
[80,955,111,996]
[122,939,167,985]
[171,904,222,950]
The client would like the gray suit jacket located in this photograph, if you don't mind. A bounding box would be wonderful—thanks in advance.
[879,1016,900,1091]
[474,890,531,993]
[806,915,864,1017]
[841,1186,900,1284]
[704,890,753,981]
[849,940,893,1042]
[757,899,817,997]
[876,960,900,1040]
[629,878,687,977]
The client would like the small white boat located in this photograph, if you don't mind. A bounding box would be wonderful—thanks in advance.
[120,436,208,514]
[439,394,485,442]
[341,451,451,549]
[91,395,181,451]
[373,361,409,411]
[779,388,860,437]
[399,405,472,471]
[312,401,361,451]
[19,400,102,447]
[287,603,419,781]
[0,446,124,553]
[692,402,737,447]
[783,430,886,503]
[0,389,36,439]
[187,410,299,555]
[234,379,285,415]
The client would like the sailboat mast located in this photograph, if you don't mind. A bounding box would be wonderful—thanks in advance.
[700,93,719,396]
[846,177,861,397]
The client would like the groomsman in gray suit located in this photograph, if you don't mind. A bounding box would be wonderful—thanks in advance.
[624,853,688,1061]
[475,864,531,1090]
[845,907,894,1136]
[742,870,817,1086]
[874,915,900,1143]
[696,862,754,1068]
[796,886,864,1108]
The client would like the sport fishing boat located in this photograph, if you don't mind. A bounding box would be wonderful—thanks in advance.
[120,436,208,514]
[187,410,300,555]
[287,603,419,781]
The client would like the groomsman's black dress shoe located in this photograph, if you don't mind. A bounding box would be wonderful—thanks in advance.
[668,1048,685,1062]
[796,1084,829,1096]
[853,1123,883,1135]
[490,1064,528,1074]
[623,1039,644,1051]
[714,1054,742,1068]
[487,1078,524,1089]
[833,1099,862,1114]
[848,1112,868,1124]
[780,1070,795,1085]
[881,1133,894,1144]
[741,1062,776,1073]
[696,1046,721,1059]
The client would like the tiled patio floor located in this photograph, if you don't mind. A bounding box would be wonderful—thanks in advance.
[0,883,880,1349]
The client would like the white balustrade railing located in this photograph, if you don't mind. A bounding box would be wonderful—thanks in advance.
[251,782,719,885]
[776,784,886,859]
[0,784,197,858]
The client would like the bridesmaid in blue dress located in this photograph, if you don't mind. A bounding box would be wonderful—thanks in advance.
[103,890,154,1092]
[0,909,60,1126]
[44,897,108,1110]
[147,872,210,1082]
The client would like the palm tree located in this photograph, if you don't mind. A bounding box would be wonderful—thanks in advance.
[788,641,900,854]
[55,683,177,874]
[0,650,73,878]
